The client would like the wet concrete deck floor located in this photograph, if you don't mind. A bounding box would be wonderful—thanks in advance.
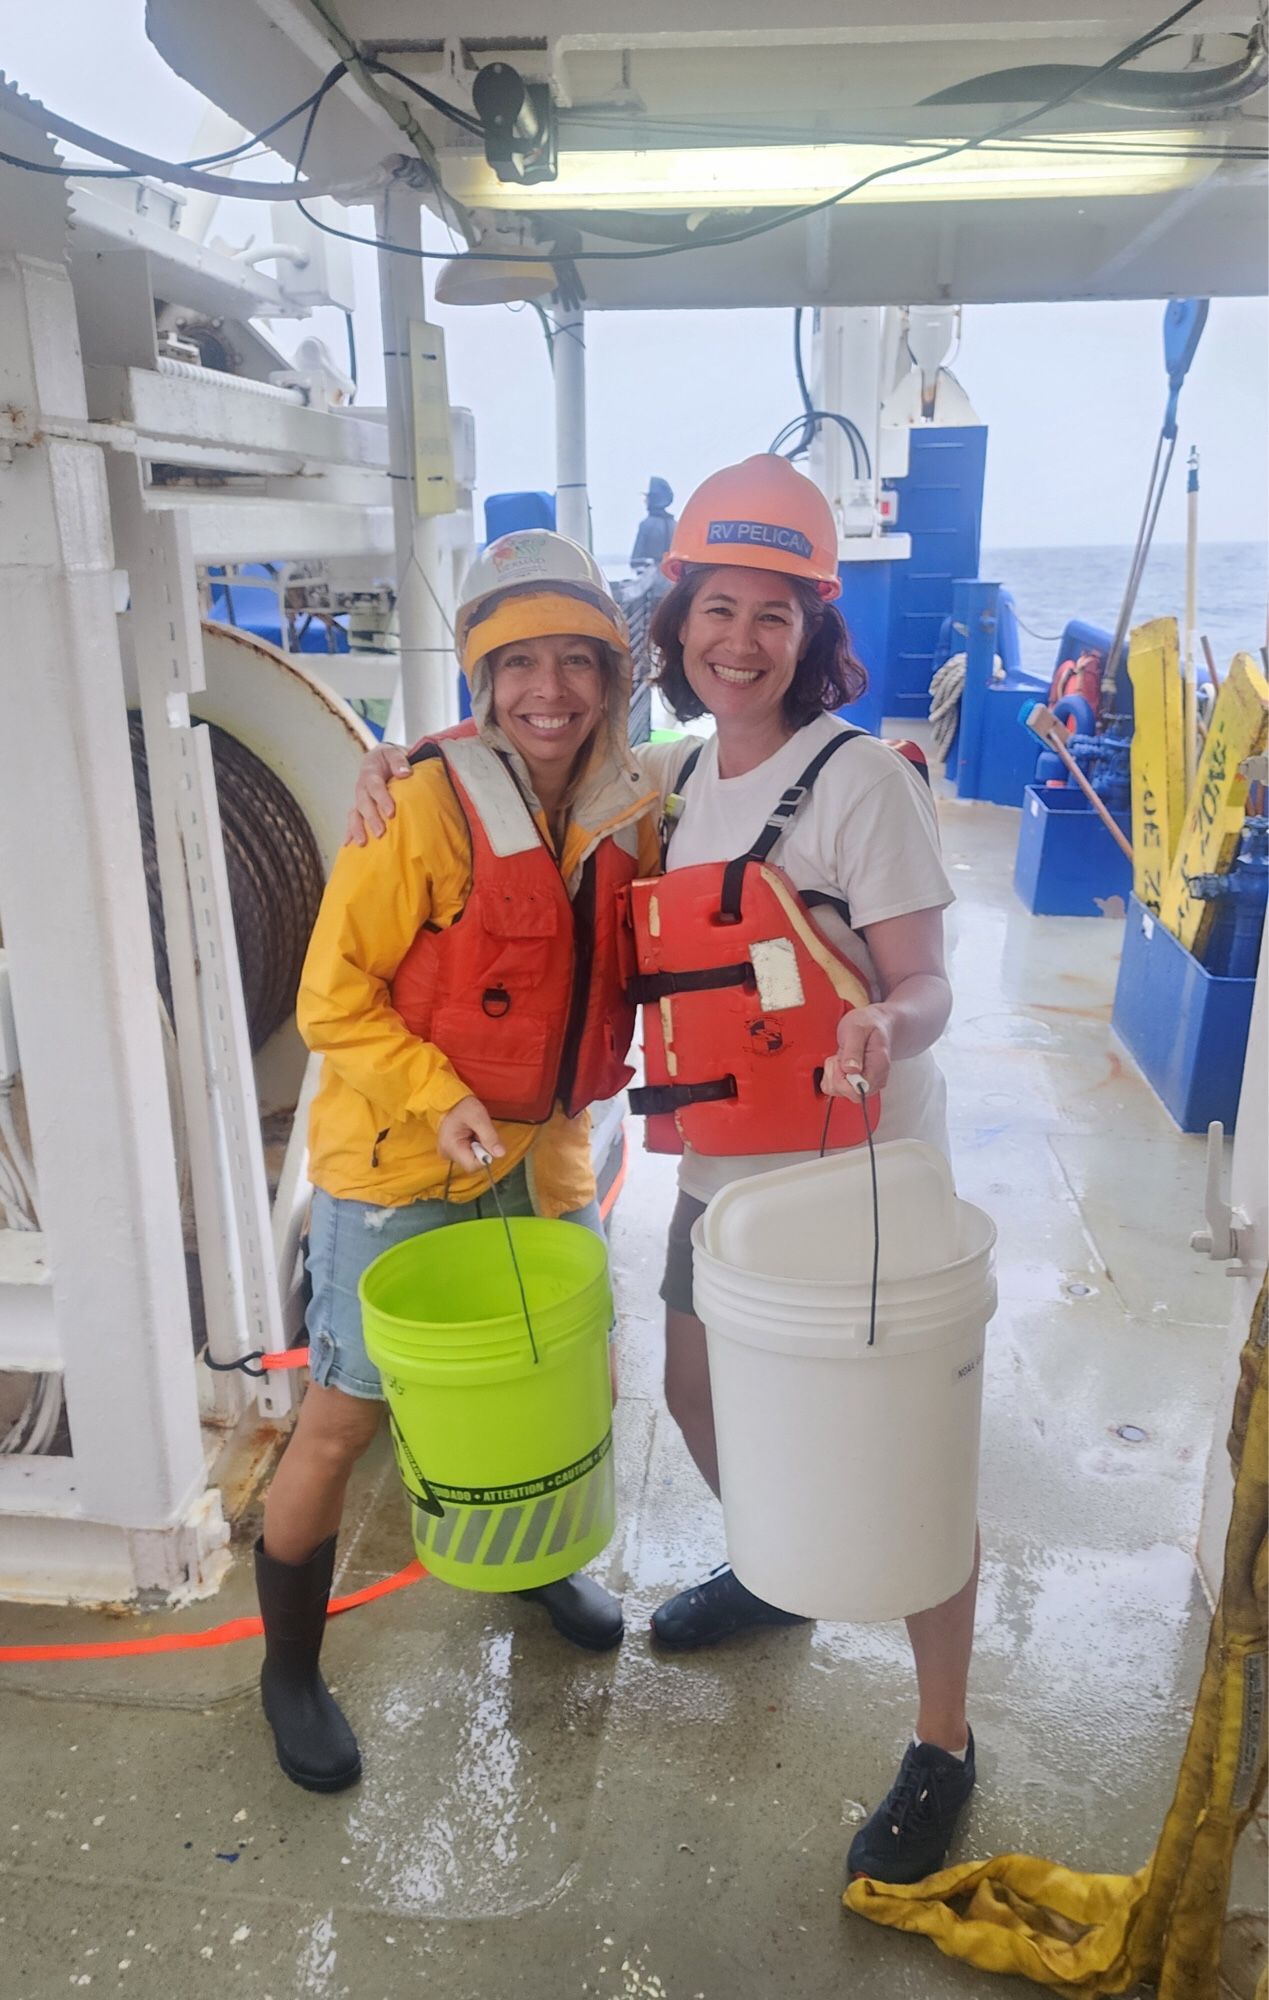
[2,794,1265,1998]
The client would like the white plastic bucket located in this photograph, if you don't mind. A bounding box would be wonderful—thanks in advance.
[693,1144,996,1623]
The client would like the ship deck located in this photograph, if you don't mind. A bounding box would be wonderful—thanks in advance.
[2,780,1264,2000]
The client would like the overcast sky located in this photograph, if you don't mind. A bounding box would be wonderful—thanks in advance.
[5,5,1267,558]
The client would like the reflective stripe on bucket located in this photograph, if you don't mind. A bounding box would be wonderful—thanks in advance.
[409,1438,613,1570]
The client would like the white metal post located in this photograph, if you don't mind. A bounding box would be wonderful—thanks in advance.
[111,467,242,1426]
[375,185,453,741]
[553,304,590,548]
[0,243,223,1594]
[108,466,297,1425]
[809,306,882,539]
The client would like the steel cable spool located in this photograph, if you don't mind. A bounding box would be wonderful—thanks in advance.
[127,715,325,1052]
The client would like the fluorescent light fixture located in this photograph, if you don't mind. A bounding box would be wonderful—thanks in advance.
[438,131,1213,211]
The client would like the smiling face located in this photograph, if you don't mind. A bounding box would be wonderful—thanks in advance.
[678,566,808,739]
[487,633,606,785]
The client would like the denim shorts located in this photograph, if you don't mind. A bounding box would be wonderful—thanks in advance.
[306,1163,604,1401]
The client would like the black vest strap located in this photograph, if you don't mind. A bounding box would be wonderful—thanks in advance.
[627,961,756,1006]
[719,728,865,921]
[802,888,854,929]
[628,1075,738,1118]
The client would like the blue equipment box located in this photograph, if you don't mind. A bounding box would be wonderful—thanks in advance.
[1112,895,1257,1132]
[1013,785,1133,917]
[837,558,895,737]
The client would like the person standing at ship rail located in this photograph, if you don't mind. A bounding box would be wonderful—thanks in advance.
[259,531,660,1795]
[351,457,978,1886]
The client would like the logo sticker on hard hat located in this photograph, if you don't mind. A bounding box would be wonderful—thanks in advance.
[490,534,553,576]
[706,519,814,561]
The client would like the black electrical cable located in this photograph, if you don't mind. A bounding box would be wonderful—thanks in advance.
[12,121,1259,187]
[289,0,1216,267]
[771,412,860,477]
[2,0,1220,253]
[770,410,872,480]
[0,63,351,183]
[190,64,350,165]
[365,58,484,136]
[790,305,816,460]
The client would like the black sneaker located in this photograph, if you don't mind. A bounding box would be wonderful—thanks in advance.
[650,1564,811,1650]
[847,1730,976,1884]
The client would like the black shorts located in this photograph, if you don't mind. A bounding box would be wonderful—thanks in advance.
[658,1191,708,1316]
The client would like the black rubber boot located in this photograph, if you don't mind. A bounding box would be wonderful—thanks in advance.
[254,1534,362,1793]
[514,1573,624,1651]
[651,1564,811,1650]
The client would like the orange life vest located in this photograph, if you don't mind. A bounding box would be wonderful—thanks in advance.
[391,722,638,1124]
[1049,651,1103,717]
[620,730,882,1156]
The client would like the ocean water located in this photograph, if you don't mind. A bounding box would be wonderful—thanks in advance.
[600,541,1268,682]
[981,541,1267,680]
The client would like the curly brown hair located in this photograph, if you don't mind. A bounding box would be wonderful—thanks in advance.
[649,566,868,728]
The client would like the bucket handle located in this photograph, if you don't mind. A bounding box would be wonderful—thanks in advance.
[819,1074,880,1349]
[472,1144,541,1366]
[386,1400,446,1519]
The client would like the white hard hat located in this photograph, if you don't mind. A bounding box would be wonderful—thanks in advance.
[456,530,630,673]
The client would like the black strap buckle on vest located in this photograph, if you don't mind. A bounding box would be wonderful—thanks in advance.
[627,1076,739,1117]
[626,962,755,1005]
[718,728,866,922]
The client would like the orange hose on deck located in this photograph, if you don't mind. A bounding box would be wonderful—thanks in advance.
[0,1560,427,1665]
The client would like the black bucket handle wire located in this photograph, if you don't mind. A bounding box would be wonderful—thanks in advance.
[819,1074,880,1349]
[472,1143,541,1366]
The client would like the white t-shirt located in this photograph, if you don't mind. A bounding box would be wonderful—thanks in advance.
[635,717,954,1202]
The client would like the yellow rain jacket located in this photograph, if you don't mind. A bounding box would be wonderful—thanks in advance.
[297,650,660,1218]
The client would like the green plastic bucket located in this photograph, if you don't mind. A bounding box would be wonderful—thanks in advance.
[359,1217,615,1592]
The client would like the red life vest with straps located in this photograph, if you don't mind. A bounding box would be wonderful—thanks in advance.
[620,729,923,1156]
[390,722,639,1124]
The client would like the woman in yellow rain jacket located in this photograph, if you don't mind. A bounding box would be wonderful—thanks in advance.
[256,531,659,1796]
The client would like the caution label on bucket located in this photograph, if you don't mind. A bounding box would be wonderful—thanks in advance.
[420,1431,613,1510]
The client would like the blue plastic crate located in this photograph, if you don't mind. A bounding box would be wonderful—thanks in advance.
[1112,895,1257,1132]
[1013,785,1133,916]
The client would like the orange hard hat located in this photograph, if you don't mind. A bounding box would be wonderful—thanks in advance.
[662,454,842,601]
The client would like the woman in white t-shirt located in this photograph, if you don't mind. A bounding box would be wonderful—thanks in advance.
[635,455,976,1888]
[348,458,977,1884]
